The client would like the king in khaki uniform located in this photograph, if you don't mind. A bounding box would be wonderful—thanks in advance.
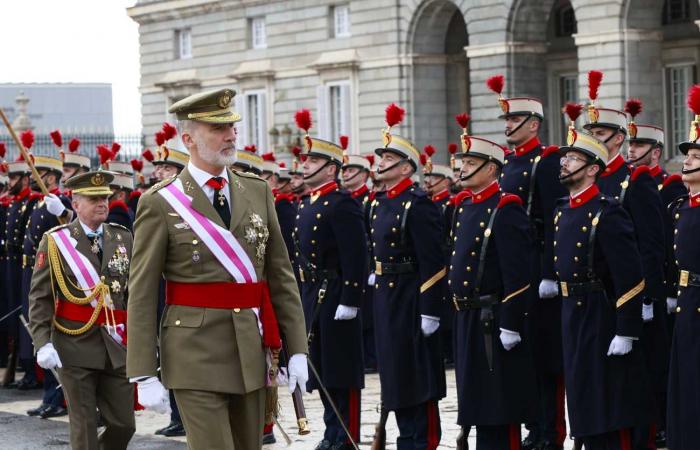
[126,88,309,450]
[28,170,136,450]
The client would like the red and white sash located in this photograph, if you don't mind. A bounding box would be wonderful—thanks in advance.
[50,227,125,344]
[159,180,258,284]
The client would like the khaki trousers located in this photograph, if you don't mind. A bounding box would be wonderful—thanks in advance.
[59,362,135,450]
[174,387,266,450]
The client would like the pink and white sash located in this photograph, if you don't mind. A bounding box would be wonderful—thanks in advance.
[49,227,125,344]
[159,180,258,284]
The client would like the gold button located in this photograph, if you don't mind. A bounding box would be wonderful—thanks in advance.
[389,282,395,288]
[576,242,582,248]
[470,251,476,257]
[463,281,468,286]
[475,237,480,242]
[677,306,681,313]
[316,213,321,219]
[576,301,582,306]
[192,239,198,245]
[466,266,472,272]
[175,319,181,326]
[234,308,241,313]
[479,222,485,228]
[581,226,587,232]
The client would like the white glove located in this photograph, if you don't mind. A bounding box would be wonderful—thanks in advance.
[539,279,558,299]
[642,303,654,322]
[44,194,66,217]
[36,343,62,369]
[367,273,376,285]
[667,297,677,314]
[136,377,170,414]
[420,315,440,337]
[607,335,634,356]
[334,305,359,320]
[499,329,521,351]
[287,353,309,394]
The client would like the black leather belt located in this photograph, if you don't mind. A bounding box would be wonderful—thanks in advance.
[452,294,499,311]
[679,270,700,288]
[298,267,338,283]
[560,280,604,297]
[374,260,417,275]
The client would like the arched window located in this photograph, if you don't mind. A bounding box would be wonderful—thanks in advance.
[554,0,577,37]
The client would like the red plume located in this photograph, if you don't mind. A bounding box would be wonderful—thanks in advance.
[130,159,144,172]
[162,122,177,140]
[385,103,405,127]
[624,99,643,119]
[245,144,257,153]
[20,130,34,150]
[448,143,458,155]
[294,109,312,132]
[97,145,113,165]
[0,142,5,159]
[262,152,276,162]
[292,146,302,157]
[687,84,700,115]
[564,103,584,122]
[365,154,375,166]
[279,162,287,168]
[423,145,436,157]
[49,130,63,148]
[142,149,154,162]
[486,75,504,95]
[68,138,80,153]
[588,70,603,101]
[339,135,349,150]
[111,142,121,156]
[419,154,428,166]
[455,113,470,130]
[155,131,166,146]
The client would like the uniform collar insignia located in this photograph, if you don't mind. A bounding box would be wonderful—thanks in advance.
[350,184,369,199]
[471,181,499,204]
[387,178,413,199]
[513,136,541,157]
[570,183,600,208]
[601,153,625,178]
[690,191,700,208]
[310,181,338,203]
[431,189,450,203]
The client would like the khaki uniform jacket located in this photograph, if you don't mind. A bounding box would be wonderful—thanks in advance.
[126,167,307,394]
[28,220,133,370]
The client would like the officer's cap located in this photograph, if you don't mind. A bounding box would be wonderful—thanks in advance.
[169,88,241,124]
[64,171,114,197]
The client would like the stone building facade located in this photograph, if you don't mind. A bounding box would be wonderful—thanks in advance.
[128,0,700,166]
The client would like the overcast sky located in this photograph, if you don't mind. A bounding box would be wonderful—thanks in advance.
[1,0,140,134]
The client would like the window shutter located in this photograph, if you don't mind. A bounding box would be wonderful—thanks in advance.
[316,85,330,140]
[235,92,247,149]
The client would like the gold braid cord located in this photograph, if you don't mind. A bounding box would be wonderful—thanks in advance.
[47,236,111,336]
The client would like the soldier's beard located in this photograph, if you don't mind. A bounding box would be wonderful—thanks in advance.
[198,146,237,167]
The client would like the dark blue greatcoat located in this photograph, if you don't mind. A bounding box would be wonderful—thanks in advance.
[294,181,367,391]
[500,138,567,374]
[554,184,654,437]
[666,193,700,450]
[369,178,446,410]
[449,183,537,426]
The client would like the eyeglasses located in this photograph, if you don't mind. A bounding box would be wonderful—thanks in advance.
[560,155,587,165]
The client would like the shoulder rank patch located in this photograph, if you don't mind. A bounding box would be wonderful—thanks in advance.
[35,251,46,269]
[46,223,70,234]
[234,170,264,182]
[630,165,652,182]
[108,222,132,233]
[150,175,177,192]
[497,193,523,209]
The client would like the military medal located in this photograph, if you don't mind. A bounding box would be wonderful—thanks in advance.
[90,236,100,254]
[217,191,226,206]
[111,280,121,293]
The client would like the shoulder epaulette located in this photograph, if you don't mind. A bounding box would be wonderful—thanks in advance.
[662,173,683,188]
[233,170,265,182]
[541,145,560,159]
[630,165,652,182]
[46,223,70,234]
[150,175,177,192]
[107,222,131,232]
[497,193,523,208]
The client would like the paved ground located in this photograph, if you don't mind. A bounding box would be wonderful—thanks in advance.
[0,367,584,449]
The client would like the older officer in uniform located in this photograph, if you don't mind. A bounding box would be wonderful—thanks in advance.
[666,85,700,450]
[450,131,537,449]
[126,88,308,450]
[485,76,568,450]
[29,171,135,450]
[370,103,446,450]
[293,112,367,450]
[554,128,654,450]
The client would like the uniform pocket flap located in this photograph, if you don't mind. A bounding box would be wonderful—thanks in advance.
[162,305,205,328]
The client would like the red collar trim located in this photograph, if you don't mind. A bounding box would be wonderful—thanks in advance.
[690,192,700,208]
[514,137,541,156]
[13,187,31,202]
[570,184,600,208]
[275,192,296,203]
[431,189,450,203]
[109,200,129,212]
[387,178,413,199]
[351,184,369,199]
[310,181,338,198]
[471,181,499,204]
[649,165,662,178]
[450,189,472,206]
[601,154,625,178]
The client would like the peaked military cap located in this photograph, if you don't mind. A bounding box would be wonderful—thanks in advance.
[64,171,114,196]
[169,88,241,124]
